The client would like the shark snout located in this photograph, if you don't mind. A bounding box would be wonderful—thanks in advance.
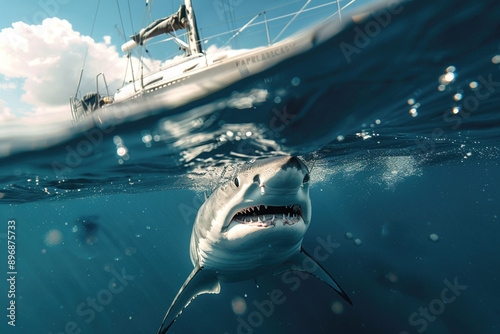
[281,156,305,170]
[259,157,309,191]
[260,184,301,196]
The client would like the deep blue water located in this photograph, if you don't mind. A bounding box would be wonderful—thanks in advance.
[1,0,500,333]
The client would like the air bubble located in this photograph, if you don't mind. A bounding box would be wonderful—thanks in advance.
[231,296,247,315]
[429,233,439,242]
[44,229,63,246]
[331,301,344,315]
[385,272,399,283]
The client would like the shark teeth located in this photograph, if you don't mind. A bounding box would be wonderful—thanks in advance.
[234,204,301,216]
[233,212,301,228]
[230,204,303,229]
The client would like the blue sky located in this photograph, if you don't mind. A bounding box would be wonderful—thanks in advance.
[1,0,349,47]
[0,0,368,123]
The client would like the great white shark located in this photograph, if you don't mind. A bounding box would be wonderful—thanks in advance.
[158,156,352,333]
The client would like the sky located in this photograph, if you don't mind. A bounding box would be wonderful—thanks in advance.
[0,0,367,124]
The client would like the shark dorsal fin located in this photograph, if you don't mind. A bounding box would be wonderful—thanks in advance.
[273,248,352,305]
[158,265,221,334]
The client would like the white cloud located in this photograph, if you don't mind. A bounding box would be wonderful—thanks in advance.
[0,18,143,124]
[205,44,232,54]
[0,81,17,90]
[0,99,14,122]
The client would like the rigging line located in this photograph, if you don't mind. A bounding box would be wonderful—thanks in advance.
[137,0,152,85]
[318,0,356,25]
[149,0,154,22]
[200,1,340,43]
[228,0,238,48]
[116,0,127,39]
[114,24,126,41]
[222,13,261,48]
[342,0,356,10]
[265,1,342,24]
[73,0,101,99]
[147,31,188,46]
[223,0,232,46]
[122,54,129,86]
[139,1,149,32]
[272,0,311,44]
[251,0,338,26]
[127,0,135,34]
[202,0,303,31]
[271,5,337,27]
[337,0,342,21]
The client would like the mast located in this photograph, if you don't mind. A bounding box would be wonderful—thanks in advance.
[184,0,202,55]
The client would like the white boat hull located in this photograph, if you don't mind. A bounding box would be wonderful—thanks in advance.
[88,34,317,127]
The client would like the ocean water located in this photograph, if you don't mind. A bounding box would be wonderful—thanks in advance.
[1,0,500,333]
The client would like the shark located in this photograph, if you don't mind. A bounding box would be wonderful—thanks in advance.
[158,156,352,333]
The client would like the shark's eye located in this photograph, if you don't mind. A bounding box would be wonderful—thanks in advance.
[303,174,310,184]
[253,175,260,185]
[234,177,240,187]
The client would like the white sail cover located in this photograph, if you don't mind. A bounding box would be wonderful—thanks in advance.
[130,5,186,45]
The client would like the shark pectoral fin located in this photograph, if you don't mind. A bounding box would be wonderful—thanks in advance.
[273,248,352,305]
[157,265,221,334]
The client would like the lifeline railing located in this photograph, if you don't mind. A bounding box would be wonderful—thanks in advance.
[147,0,354,54]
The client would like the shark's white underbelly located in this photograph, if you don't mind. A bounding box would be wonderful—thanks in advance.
[196,240,301,281]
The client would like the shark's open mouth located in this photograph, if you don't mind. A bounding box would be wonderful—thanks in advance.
[229,204,303,228]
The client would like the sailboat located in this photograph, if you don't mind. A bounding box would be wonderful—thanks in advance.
[69,0,351,124]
